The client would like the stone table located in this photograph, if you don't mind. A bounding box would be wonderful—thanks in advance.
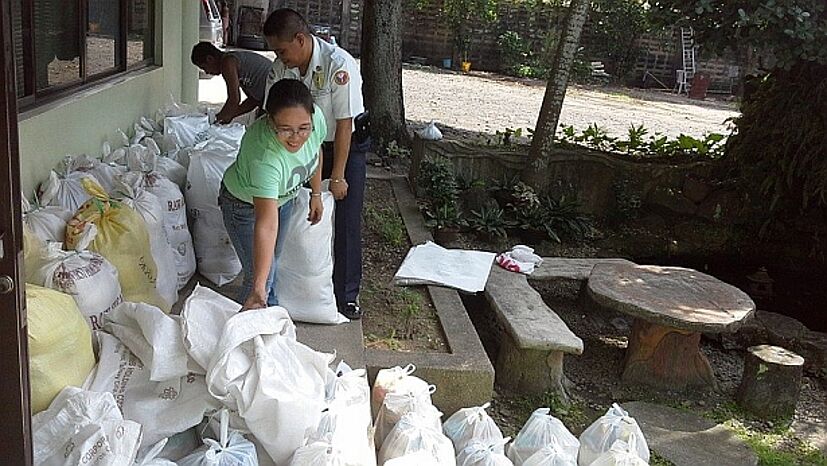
[587,263,755,390]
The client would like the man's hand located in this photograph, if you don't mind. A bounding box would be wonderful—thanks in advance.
[308,196,323,224]
[215,109,234,124]
[329,179,349,200]
[241,288,267,311]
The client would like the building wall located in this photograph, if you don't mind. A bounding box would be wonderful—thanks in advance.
[17,0,199,195]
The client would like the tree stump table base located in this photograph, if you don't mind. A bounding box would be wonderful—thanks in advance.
[736,345,804,419]
[622,319,718,390]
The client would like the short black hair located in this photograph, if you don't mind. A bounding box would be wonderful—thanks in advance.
[262,8,311,41]
[265,79,315,116]
[190,42,222,65]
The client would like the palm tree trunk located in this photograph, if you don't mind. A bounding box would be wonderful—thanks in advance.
[523,0,590,190]
[360,0,410,150]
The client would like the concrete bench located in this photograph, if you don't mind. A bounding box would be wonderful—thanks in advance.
[531,257,637,282]
[484,266,583,402]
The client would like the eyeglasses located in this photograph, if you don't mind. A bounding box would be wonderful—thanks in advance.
[274,127,312,138]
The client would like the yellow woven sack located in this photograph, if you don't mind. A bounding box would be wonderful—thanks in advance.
[26,284,95,413]
[65,178,169,311]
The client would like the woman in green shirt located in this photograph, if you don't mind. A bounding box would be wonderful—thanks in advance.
[220,79,327,310]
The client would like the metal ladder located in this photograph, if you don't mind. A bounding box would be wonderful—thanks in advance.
[676,27,696,94]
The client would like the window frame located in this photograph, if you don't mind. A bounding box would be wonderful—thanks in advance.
[15,0,155,111]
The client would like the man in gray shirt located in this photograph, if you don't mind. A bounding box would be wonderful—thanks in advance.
[191,42,272,123]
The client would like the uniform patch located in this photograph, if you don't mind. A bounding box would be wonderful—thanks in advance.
[333,69,350,86]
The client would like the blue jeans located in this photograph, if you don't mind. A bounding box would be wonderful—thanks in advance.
[219,186,295,306]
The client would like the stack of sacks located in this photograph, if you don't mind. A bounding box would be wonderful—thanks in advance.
[28,224,123,330]
[56,153,125,194]
[32,387,143,465]
[112,174,178,309]
[374,378,439,448]
[21,194,72,243]
[185,139,242,286]
[378,410,456,465]
[64,178,168,312]
[578,404,649,465]
[89,306,219,449]
[26,284,96,413]
[508,408,579,466]
[184,285,332,465]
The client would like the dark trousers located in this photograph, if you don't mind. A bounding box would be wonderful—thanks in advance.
[322,137,370,305]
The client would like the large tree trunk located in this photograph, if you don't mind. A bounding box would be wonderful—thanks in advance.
[523,0,590,190]
[360,0,410,151]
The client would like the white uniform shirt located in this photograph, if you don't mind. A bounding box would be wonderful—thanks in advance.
[265,36,364,143]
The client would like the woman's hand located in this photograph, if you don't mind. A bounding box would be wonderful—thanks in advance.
[308,195,323,224]
[329,179,348,200]
[241,288,267,311]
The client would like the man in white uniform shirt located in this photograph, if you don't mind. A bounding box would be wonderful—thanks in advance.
[263,9,369,320]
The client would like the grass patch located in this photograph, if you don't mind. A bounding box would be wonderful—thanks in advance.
[650,451,676,466]
[365,330,401,351]
[398,288,423,338]
[365,205,406,247]
[703,402,827,466]
[510,390,591,434]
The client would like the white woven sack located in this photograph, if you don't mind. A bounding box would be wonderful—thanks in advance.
[276,184,344,324]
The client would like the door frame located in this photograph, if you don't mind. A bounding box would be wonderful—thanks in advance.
[0,0,33,463]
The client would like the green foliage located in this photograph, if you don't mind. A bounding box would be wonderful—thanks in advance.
[365,206,406,247]
[398,288,423,337]
[468,205,509,238]
[497,30,530,74]
[589,0,650,80]
[419,157,460,207]
[556,123,727,159]
[418,0,499,59]
[494,180,593,243]
[726,62,827,230]
[424,202,465,229]
[649,0,827,71]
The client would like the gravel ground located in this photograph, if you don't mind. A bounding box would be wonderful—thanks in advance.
[199,58,739,140]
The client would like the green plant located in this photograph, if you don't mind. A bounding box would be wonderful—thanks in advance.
[589,0,650,81]
[365,330,401,351]
[365,206,406,247]
[579,123,616,151]
[424,202,465,230]
[418,157,459,208]
[512,193,593,243]
[384,139,412,158]
[398,288,423,338]
[498,30,531,75]
[468,205,509,238]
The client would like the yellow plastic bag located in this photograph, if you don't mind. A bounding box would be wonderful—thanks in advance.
[26,284,95,413]
[65,178,169,311]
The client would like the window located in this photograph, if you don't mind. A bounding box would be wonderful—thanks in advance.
[12,0,155,109]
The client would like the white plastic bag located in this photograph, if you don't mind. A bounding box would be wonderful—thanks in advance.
[521,437,578,466]
[114,175,178,309]
[383,451,441,466]
[289,435,357,466]
[186,142,241,286]
[417,121,443,141]
[205,308,333,465]
[178,410,259,466]
[305,406,376,466]
[589,439,648,466]
[457,440,514,466]
[578,404,649,466]
[104,301,189,382]
[38,170,99,213]
[444,403,505,454]
[378,412,456,466]
[371,364,429,417]
[276,184,344,324]
[86,332,220,448]
[22,195,73,243]
[58,153,125,194]
[180,284,243,373]
[165,114,210,148]
[32,387,142,466]
[135,439,177,466]
[29,226,123,331]
[375,383,439,450]
[508,408,579,465]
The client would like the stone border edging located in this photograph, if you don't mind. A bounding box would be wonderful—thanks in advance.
[364,174,495,417]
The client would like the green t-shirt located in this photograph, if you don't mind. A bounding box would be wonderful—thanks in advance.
[222,106,327,205]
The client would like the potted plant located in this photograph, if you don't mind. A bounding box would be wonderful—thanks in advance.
[425,202,465,246]
[468,205,508,242]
